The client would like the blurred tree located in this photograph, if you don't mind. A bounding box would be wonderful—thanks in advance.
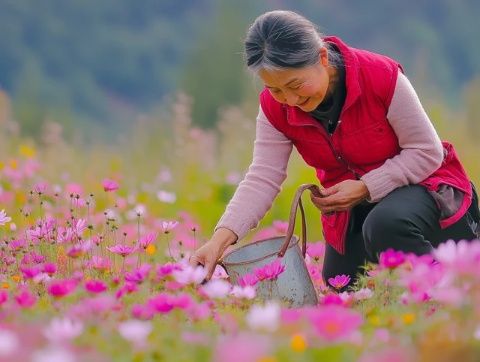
[180,1,255,128]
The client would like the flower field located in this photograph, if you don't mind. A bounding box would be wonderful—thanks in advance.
[0,99,479,362]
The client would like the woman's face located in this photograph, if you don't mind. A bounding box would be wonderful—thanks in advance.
[258,47,332,112]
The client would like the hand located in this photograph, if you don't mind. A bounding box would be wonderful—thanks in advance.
[310,180,370,214]
[189,228,237,281]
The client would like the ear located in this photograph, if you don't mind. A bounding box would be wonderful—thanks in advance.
[319,47,329,67]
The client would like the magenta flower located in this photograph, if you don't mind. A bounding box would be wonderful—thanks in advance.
[85,280,108,294]
[0,290,9,305]
[328,274,351,290]
[20,265,43,279]
[238,273,258,287]
[15,288,37,308]
[43,262,57,275]
[307,305,363,342]
[47,279,77,298]
[156,262,181,278]
[124,264,152,284]
[254,259,286,281]
[147,293,175,314]
[379,248,406,269]
[107,244,137,257]
[102,178,119,192]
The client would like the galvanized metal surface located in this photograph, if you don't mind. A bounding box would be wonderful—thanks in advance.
[222,236,318,308]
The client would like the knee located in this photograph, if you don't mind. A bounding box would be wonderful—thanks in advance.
[362,208,406,261]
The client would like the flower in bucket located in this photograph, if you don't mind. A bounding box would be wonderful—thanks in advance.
[254,259,286,281]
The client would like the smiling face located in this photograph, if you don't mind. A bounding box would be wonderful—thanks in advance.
[258,47,333,112]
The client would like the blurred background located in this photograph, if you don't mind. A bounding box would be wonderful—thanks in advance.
[0,0,479,240]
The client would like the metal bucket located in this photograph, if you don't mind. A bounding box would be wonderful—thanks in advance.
[221,184,321,307]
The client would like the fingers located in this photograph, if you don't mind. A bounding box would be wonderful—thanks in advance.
[188,254,202,267]
[205,261,217,281]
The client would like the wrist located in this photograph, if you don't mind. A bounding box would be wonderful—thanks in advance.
[211,228,238,248]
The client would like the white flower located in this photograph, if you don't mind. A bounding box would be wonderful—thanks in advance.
[43,318,84,343]
[32,346,76,362]
[231,285,256,300]
[0,329,19,356]
[118,320,152,346]
[353,288,374,301]
[172,264,207,285]
[246,301,281,332]
[157,190,176,203]
[201,279,231,299]
[0,210,12,226]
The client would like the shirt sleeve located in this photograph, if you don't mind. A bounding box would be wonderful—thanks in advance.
[215,106,293,240]
[360,72,444,202]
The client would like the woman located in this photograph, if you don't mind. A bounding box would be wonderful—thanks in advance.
[189,10,480,287]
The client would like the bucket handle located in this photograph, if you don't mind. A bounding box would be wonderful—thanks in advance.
[277,183,322,259]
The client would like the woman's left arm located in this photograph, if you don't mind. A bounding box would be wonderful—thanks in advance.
[360,71,444,202]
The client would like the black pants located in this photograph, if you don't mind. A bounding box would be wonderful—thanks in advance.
[322,185,480,287]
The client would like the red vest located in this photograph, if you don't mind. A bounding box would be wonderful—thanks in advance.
[260,36,472,254]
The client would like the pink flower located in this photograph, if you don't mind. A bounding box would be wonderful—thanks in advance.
[307,305,363,342]
[138,232,157,249]
[124,264,152,284]
[87,256,112,272]
[307,242,326,260]
[107,244,136,257]
[115,282,138,299]
[328,274,351,290]
[160,221,179,234]
[85,280,108,294]
[131,304,155,320]
[379,248,406,269]
[15,288,37,308]
[33,181,49,194]
[254,259,286,281]
[47,279,77,298]
[231,285,256,299]
[102,178,119,192]
[214,333,272,362]
[0,209,12,225]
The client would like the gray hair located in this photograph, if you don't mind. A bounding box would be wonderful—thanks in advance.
[244,10,341,72]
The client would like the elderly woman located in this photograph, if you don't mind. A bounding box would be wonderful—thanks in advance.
[190,10,479,287]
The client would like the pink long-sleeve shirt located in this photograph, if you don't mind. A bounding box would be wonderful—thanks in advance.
[215,72,444,240]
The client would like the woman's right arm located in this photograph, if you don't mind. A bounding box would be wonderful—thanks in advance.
[189,107,293,278]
